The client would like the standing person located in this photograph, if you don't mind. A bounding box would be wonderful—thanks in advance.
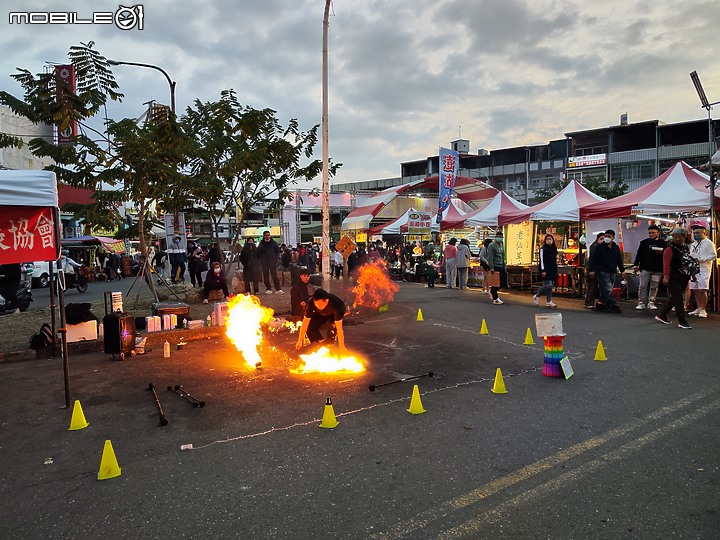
[589,229,626,313]
[687,223,716,318]
[655,228,693,329]
[290,268,315,320]
[584,232,604,309]
[187,241,204,288]
[487,232,507,305]
[239,238,261,295]
[442,238,458,289]
[208,242,224,265]
[202,262,230,304]
[456,238,472,290]
[333,246,344,279]
[167,235,185,283]
[478,238,492,293]
[151,248,167,280]
[533,234,558,307]
[295,289,347,353]
[256,230,283,294]
[633,225,665,310]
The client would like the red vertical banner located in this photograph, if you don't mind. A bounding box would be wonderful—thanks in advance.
[55,65,77,145]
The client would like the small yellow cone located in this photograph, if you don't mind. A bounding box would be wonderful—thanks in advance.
[319,397,339,428]
[416,309,424,322]
[594,340,607,361]
[491,368,507,394]
[97,440,121,480]
[479,319,489,335]
[68,400,89,431]
[407,384,426,414]
[524,327,535,345]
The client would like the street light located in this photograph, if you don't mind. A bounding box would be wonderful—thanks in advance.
[108,59,176,114]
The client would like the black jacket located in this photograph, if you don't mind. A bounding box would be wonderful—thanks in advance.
[256,238,281,264]
[633,237,665,272]
[538,245,558,281]
[589,242,624,274]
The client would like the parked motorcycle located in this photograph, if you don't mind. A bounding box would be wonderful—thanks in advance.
[0,280,33,314]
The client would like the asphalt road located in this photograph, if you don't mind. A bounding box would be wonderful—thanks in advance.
[1,283,718,539]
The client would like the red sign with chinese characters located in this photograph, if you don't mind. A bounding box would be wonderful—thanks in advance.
[0,206,58,264]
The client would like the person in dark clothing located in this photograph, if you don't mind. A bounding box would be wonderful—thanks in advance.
[584,232,605,308]
[295,289,347,352]
[290,268,314,320]
[633,224,665,310]
[256,230,283,294]
[655,228,693,329]
[239,238,261,295]
[187,242,204,287]
[202,262,229,303]
[533,234,558,307]
[588,229,626,313]
[0,263,22,310]
[208,243,224,265]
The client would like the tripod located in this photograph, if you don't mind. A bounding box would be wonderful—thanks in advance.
[126,258,180,309]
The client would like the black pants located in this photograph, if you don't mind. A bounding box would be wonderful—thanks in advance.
[657,278,689,325]
[490,267,507,300]
[188,261,203,287]
[307,314,336,343]
[243,269,259,294]
[262,263,282,291]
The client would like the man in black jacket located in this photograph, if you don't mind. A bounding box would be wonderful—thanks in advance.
[588,229,626,313]
[256,230,283,294]
[633,225,665,310]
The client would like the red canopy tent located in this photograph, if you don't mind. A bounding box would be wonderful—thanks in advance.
[446,191,528,229]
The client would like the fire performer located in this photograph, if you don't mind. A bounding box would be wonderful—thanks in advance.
[290,268,314,320]
[295,289,347,353]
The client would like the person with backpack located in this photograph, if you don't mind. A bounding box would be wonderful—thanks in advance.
[655,227,694,329]
[588,229,625,313]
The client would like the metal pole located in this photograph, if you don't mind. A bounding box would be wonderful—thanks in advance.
[321,0,332,287]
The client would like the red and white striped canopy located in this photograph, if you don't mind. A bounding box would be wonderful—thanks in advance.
[499,180,604,225]
[449,191,528,228]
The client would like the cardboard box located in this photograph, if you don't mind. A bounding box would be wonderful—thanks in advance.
[66,321,98,343]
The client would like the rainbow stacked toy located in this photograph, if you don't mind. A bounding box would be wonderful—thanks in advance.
[542,335,565,377]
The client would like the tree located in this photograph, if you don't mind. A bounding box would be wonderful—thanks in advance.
[533,180,563,203]
[181,90,340,257]
[581,175,629,199]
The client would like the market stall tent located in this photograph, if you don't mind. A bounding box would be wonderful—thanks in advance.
[581,161,719,219]
[499,179,605,226]
[453,191,528,228]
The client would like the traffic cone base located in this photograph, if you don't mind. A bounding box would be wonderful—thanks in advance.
[68,400,89,431]
[319,398,339,428]
[594,340,607,361]
[491,368,507,394]
[524,328,535,345]
[407,384,426,414]
[97,440,121,480]
[479,319,489,335]
[416,309,424,322]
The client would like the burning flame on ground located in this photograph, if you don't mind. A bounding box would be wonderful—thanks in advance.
[291,346,365,374]
[225,294,275,367]
[352,259,400,309]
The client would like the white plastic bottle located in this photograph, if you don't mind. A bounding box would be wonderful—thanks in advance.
[163,340,170,358]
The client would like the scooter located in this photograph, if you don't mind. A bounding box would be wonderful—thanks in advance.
[0,281,33,314]
[60,267,89,293]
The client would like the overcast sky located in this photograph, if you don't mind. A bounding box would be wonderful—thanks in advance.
[2,0,718,187]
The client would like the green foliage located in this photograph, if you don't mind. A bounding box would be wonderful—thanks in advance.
[581,175,628,199]
[533,181,563,203]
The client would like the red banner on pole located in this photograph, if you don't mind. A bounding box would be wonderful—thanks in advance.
[55,64,77,145]
[0,206,58,264]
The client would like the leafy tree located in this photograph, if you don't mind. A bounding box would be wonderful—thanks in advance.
[581,175,628,199]
[532,181,563,203]
[181,90,340,255]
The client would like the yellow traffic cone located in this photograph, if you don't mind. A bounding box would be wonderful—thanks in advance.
[524,328,535,345]
[479,319,489,335]
[416,309,424,322]
[68,400,89,431]
[97,440,121,480]
[594,340,607,361]
[407,384,426,414]
[491,368,507,394]
[319,397,339,428]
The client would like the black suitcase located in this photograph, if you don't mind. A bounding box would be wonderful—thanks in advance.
[103,312,136,359]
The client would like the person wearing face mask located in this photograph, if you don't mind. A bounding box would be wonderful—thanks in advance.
[239,237,261,295]
[533,234,558,307]
[584,232,605,308]
[632,225,665,310]
[588,229,625,313]
[686,223,716,318]
[202,262,230,304]
[486,232,507,304]
[655,228,693,329]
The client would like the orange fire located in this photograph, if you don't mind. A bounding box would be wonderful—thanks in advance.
[225,294,275,367]
[291,346,365,374]
[352,259,400,309]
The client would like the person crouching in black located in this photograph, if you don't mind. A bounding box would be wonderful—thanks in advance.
[295,289,347,352]
[202,262,230,304]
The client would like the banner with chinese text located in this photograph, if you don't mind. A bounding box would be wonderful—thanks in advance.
[0,206,58,264]
[437,147,459,223]
[505,221,534,266]
[407,212,432,235]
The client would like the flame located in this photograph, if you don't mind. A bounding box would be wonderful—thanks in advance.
[352,259,400,309]
[291,346,365,374]
[225,294,275,367]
